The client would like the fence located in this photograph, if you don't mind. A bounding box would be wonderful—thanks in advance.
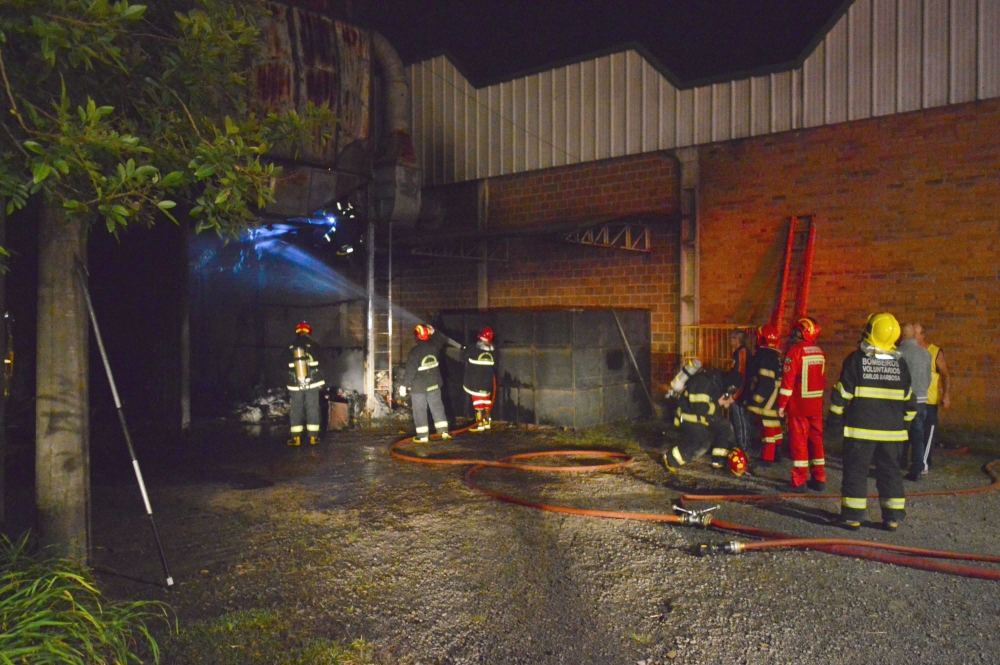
[680,325,755,370]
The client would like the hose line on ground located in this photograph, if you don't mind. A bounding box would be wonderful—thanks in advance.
[391,431,1000,581]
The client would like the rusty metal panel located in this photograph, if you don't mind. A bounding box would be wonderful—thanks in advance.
[731,78,751,139]
[897,0,923,112]
[711,82,731,142]
[334,22,370,139]
[750,75,770,136]
[950,0,977,103]
[923,0,949,108]
[803,42,825,127]
[658,74,677,149]
[872,0,898,116]
[825,17,849,124]
[552,67,567,167]
[848,0,873,120]
[981,0,1000,99]
[256,5,295,111]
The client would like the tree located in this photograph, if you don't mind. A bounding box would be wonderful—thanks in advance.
[0,0,334,559]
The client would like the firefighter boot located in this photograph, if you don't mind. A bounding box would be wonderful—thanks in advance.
[287,436,301,447]
[309,436,320,445]
[483,414,491,430]
[472,410,485,432]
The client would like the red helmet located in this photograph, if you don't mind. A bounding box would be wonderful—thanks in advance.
[756,323,780,349]
[295,321,312,335]
[728,448,749,476]
[478,326,494,344]
[414,324,433,341]
[794,317,821,343]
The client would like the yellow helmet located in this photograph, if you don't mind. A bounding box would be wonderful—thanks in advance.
[862,312,901,352]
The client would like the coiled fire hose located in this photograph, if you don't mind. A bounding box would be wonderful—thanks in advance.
[391,426,1000,581]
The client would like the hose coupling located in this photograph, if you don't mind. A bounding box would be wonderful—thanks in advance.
[672,504,719,528]
[696,541,745,557]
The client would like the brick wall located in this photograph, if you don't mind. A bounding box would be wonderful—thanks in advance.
[698,99,1000,428]
[395,152,682,389]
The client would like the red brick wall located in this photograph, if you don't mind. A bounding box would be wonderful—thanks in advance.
[699,99,1000,428]
[396,152,682,389]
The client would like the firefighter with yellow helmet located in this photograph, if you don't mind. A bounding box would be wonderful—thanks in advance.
[828,313,917,530]
[286,321,325,446]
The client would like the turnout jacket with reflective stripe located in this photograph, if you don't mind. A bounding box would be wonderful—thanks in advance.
[829,348,917,442]
[745,346,782,417]
[462,341,495,395]
[777,342,826,417]
[403,335,445,394]
[674,370,730,427]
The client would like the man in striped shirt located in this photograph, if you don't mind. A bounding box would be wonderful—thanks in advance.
[828,313,917,531]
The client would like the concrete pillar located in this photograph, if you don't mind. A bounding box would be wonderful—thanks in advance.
[35,205,89,562]
[676,147,699,361]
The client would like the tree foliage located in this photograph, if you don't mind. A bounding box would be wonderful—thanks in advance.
[0,0,336,237]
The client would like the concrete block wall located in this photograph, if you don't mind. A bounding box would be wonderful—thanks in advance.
[698,99,1000,429]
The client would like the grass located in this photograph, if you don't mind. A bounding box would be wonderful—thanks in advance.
[162,608,379,665]
[0,534,171,664]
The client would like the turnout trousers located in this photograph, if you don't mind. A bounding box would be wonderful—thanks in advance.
[290,387,322,435]
[729,402,758,455]
[840,438,906,523]
[411,388,449,438]
[666,419,733,469]
[787,414,826,486]
[756,414,784,462]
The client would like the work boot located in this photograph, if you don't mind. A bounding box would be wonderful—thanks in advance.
[309,436,320,446]
[662,453,678,473]
[482,417,491,430]
[413,436,429,444]
[287,436,301,447]
[784,482,807,494]
[807,479,826,492]
[883,519,900,531]
[440,432,452,440]
[832,516,861,531]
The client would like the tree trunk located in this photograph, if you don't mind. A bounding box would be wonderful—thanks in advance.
[35,204,89,562]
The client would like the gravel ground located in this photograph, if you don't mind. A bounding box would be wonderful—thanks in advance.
[92,420,1000,665]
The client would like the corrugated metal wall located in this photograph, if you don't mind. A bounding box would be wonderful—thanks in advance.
[410,0,1000,185]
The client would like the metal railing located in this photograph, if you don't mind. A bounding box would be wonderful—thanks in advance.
[680,324,755,370]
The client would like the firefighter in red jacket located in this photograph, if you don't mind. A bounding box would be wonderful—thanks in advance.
[746,324,784,465]
[828,313,916,530]
[776,317,827,492]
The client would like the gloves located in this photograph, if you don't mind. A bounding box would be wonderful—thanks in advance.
[398,385,407,397]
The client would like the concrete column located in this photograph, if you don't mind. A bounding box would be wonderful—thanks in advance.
[35,205,89,562]
[676,147,699,361]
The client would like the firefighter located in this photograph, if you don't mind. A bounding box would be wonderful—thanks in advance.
[286,321,325,446]
[776,317,827,492]
[828,313,916,530]
[463,326,496,432]
[728,330,755,454]
[745,323,784,466]
[399,324,451,443]
[662,361,741,473]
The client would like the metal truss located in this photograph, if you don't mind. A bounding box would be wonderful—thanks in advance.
[410,238,509,262]
[563,223,651,253]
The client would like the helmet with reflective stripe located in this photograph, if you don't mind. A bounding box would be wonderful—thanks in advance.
[794,317,821,343]
[756,323,780,349]
[295,321,312,335]
[862,312,900,352]
[478,326,494,344]
[414,324,434,341]
[728,447,749,476]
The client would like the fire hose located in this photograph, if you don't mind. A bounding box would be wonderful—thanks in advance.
[391,430,1000,581]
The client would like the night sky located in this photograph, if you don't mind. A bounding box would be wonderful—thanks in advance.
[353,0,852,87]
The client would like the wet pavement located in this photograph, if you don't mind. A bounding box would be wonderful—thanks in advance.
[90,420,1000,665]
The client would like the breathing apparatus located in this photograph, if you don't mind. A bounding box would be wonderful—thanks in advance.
[666,359,702,398]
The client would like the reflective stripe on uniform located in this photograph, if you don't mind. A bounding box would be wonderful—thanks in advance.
[290,425,304,433]
[415,425,429,434]
[426,385,439,391]
[671,447,686,466]
[904,411,917,422]
[764,434,783,443]
[811,458,825,466]
[761,418,782,428]
[687,393,712,403]
[779,388,793,396]
[829,404,844,415]
[759,368,776,378]
[842,496,867,510]
[844,426,908,441]
[792,460,809,467]
[711,448,729,457]
[306,424,321,432]
[855,386,908,400]
[468,358,494,366]
[434,421,449,430]
[836,383,854,400]
[464,386,491,396]
[880,497,905,510]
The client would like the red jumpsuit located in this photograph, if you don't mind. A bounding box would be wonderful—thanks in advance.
[776,341,827,487]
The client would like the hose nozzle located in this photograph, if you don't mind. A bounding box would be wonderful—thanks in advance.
[672,504,719,528]
[696,541,745,556]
